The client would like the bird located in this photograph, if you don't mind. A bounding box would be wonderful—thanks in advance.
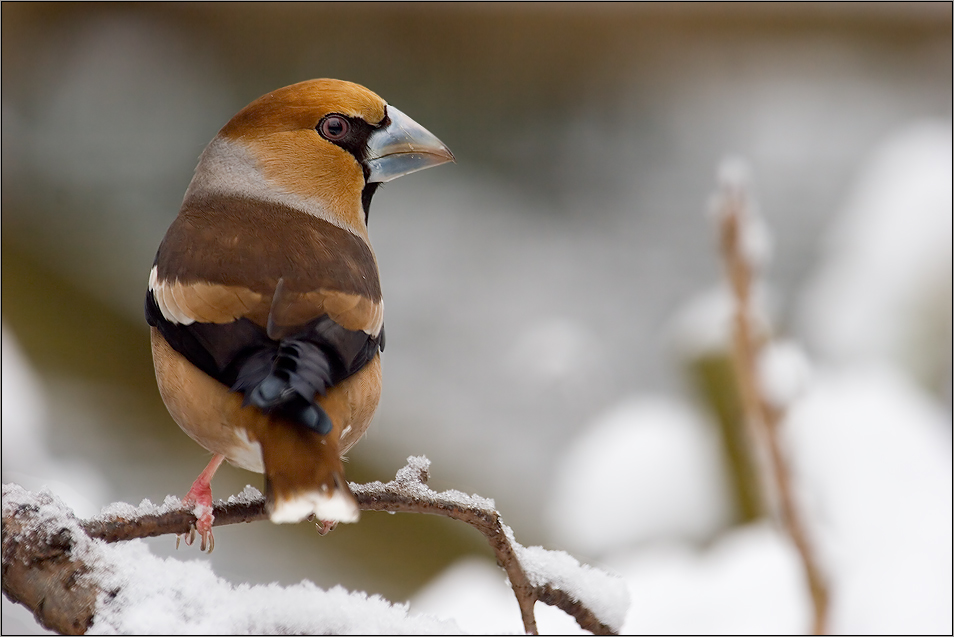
[145,79,453,551]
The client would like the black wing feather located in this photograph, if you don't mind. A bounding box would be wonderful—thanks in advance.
[146,292,382,435]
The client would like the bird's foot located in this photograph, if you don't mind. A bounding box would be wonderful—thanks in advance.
[178,459,222,552]
[315,518,339,536]
[178,496,216,552]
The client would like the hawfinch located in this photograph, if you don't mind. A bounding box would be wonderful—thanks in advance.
[146,79,453,550]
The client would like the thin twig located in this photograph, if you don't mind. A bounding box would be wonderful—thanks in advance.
[348,463,541,635]
[715,172,829,635]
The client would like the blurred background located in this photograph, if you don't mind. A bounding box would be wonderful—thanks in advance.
[3,3,951,634]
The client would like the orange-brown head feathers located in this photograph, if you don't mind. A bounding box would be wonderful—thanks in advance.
[220,79,388,138]
[186,78,452,238]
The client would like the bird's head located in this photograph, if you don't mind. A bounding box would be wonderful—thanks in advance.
[186,78,454,235]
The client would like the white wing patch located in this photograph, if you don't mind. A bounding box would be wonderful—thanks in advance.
[365,299,384,337]
[149,266,195,325]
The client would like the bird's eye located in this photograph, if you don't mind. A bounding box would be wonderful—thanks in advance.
[318,115,350,141]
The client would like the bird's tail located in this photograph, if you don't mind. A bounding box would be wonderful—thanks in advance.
[260,416,359,524]
[233,338,336,436]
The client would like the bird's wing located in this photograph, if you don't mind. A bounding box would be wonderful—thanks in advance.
[146,194,383,435]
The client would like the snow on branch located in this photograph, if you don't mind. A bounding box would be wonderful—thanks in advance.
[2,482,458,635]
[3,457,627,635]
[351,456,628,634]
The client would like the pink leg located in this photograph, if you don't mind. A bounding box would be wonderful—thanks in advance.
[180,454,225,552]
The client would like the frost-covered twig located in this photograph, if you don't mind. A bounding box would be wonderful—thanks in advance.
[351,457,627,635]
[80,486,267,544]
[712,160,829,634]
[4,458,626,635]
[352,457,544,633]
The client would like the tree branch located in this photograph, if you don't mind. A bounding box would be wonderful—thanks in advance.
[2,496,99,635]
[713,163,830,635]
[4,458,624,635]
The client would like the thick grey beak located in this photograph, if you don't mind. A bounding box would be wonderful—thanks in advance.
[366,105,455,183]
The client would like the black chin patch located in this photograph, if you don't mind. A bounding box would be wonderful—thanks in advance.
[361,182,380,223]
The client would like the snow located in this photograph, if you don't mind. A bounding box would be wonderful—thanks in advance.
[709,155,775,271]
[614,522,811,634]
[782,366,952,634]
[228,485,266,505]
[540,124,952,634]
[758,340,814,409]
[91,542,461,635]
[351,455,497,512]
[393,455,436,494]
[714,155,753,197]
[547,396,734,554]
[2,484,462,635]
[506,525,630,633]
[2,484,99,564]
[669,283,775,358]
[355,457,632,632]
[92,487,267,526]
[799,120,953,385]
[412,557,591,635]
[776,121,953,633]
[95,494,187,521]
[538,364,951,634]
[413,523,810,635]
[5,455,632,635]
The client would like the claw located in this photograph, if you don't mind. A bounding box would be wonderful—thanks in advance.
[178,526,196,548]
[194,505,215,552]
[315,519,338,536]
[176,522,213,552]
[199,529,214,553]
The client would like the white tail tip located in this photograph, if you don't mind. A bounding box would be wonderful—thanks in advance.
[269,488,359,524]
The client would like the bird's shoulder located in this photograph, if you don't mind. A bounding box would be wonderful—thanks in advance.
[150,193,382,334]
[146,193,385,423]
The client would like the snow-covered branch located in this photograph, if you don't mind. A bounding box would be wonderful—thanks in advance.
[3,458,627,635]
[351,457,627,635]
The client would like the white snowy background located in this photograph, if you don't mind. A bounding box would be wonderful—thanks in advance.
[3,4,951,634]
